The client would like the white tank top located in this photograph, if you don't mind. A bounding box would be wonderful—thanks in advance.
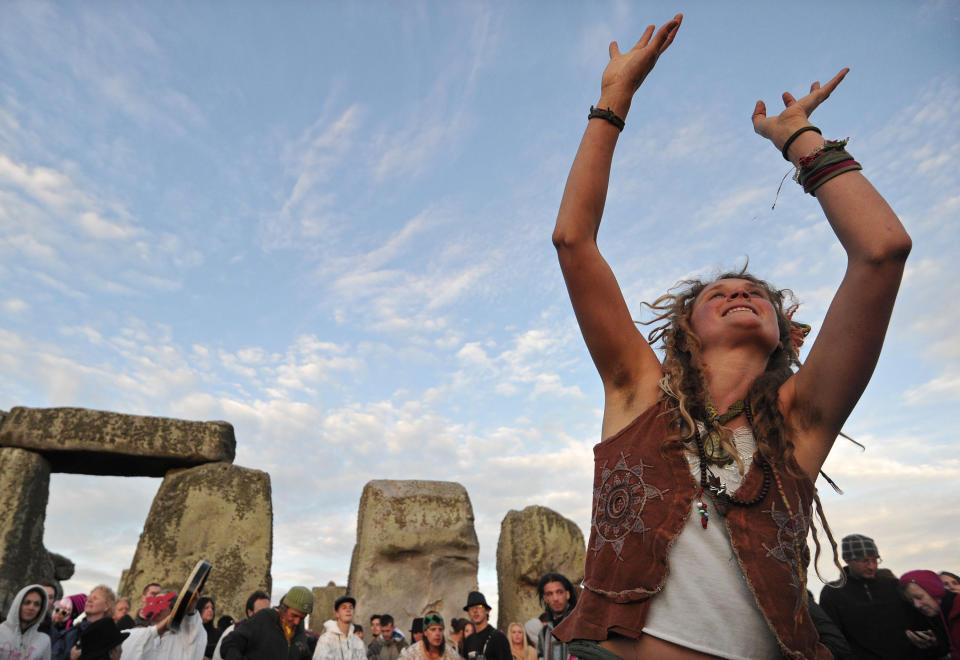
[642,424,781,659]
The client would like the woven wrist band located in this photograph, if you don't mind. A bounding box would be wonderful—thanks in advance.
[588,106,625,132]
[804,160,862,195]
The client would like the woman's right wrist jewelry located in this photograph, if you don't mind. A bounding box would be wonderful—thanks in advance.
[588,106,625,132]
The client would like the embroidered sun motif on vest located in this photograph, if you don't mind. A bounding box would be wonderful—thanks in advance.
[762,494,811,597]
[591,453,667,560]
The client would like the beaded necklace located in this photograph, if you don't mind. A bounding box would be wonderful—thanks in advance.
[694,404,771,529]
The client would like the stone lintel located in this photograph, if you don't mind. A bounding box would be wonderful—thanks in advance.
[0,407,235,477]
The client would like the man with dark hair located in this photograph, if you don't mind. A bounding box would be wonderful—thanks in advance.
[409,618,423,645]
[534,574,576,660]
[462,592,509,660]
[367,614,407,660]
[37,582,59,636]
[135,583,163,627]
[368,615,381,645]
[212,590,272,660]
[221,586,313,660]
[820,534,930,659]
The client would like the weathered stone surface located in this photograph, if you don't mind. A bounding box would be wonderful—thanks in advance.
[118,462,272,620]
[309,582,347,633]
[49,552,76,581]
[496,505,585,631]
[348,480,479,638]
[0,407,235,476]
[0,448,55,615]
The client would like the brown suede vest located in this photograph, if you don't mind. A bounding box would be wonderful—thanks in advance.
[574,400,829,659]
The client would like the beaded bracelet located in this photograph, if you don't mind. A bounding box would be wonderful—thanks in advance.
[588,106,625,132]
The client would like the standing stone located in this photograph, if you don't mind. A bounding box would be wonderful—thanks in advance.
[0,448,55,615]
[0,407,236,477]
[118,462,272,620]
[496,506,585,631]
[309,582,347,634]
[348,481,479,638]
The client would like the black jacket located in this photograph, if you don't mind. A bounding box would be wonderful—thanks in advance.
[220,607,311,660]
[463,624,509,660]
[819,568,936,659]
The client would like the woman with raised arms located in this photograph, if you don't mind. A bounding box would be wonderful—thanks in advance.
[550,13,911,660]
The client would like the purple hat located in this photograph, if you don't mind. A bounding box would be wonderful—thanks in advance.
[899,570,945,600]
[67,594,87,627]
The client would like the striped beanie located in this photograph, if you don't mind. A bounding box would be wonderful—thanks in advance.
[841,534,878,561]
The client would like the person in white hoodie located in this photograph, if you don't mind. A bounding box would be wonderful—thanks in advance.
[0,584,52,660]
[313,596,365,660]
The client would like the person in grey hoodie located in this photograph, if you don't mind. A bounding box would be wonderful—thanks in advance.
[0,584,52,660]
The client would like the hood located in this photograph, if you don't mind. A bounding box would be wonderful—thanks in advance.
[323,619,354,637]
[3,584,49,636]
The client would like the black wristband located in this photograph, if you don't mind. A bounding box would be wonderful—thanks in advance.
[781,126,822,161]
[588,106,625,132]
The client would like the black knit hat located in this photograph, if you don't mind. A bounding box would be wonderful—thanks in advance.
[463,591,492,611]
[841,534,878,561]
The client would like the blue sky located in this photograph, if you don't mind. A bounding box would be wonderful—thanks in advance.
[1,0,958,608]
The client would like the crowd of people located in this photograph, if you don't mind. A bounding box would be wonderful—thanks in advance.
[1,553,958,659]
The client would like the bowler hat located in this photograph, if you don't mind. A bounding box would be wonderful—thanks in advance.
[78,618,129,659]
[463,591,492,611]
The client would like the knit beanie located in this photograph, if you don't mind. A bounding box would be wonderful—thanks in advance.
[899,570,945,601]
[282,586,314,614]
[67,594,88,627]
[841,534,878,561]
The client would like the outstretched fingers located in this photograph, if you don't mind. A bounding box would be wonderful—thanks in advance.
[751,100,767,134]
[655,14,683,53]
[633,24,656,50]
[800,67,850,115]
[820,67,850,96]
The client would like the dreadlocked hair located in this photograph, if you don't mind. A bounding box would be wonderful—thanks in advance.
[639,266,803,475]
[640,266,845,585]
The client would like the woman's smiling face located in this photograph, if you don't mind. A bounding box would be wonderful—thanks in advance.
[690,278,781,354]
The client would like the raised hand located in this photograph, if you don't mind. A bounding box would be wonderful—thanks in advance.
[599,14,682,115]
[751,68,849,151]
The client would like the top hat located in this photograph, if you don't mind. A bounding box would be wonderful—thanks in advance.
[78,618,129,659]
[463,591,492,611]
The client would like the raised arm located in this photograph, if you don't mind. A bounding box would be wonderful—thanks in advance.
[753,72,912,476]
[552,15,682,434]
